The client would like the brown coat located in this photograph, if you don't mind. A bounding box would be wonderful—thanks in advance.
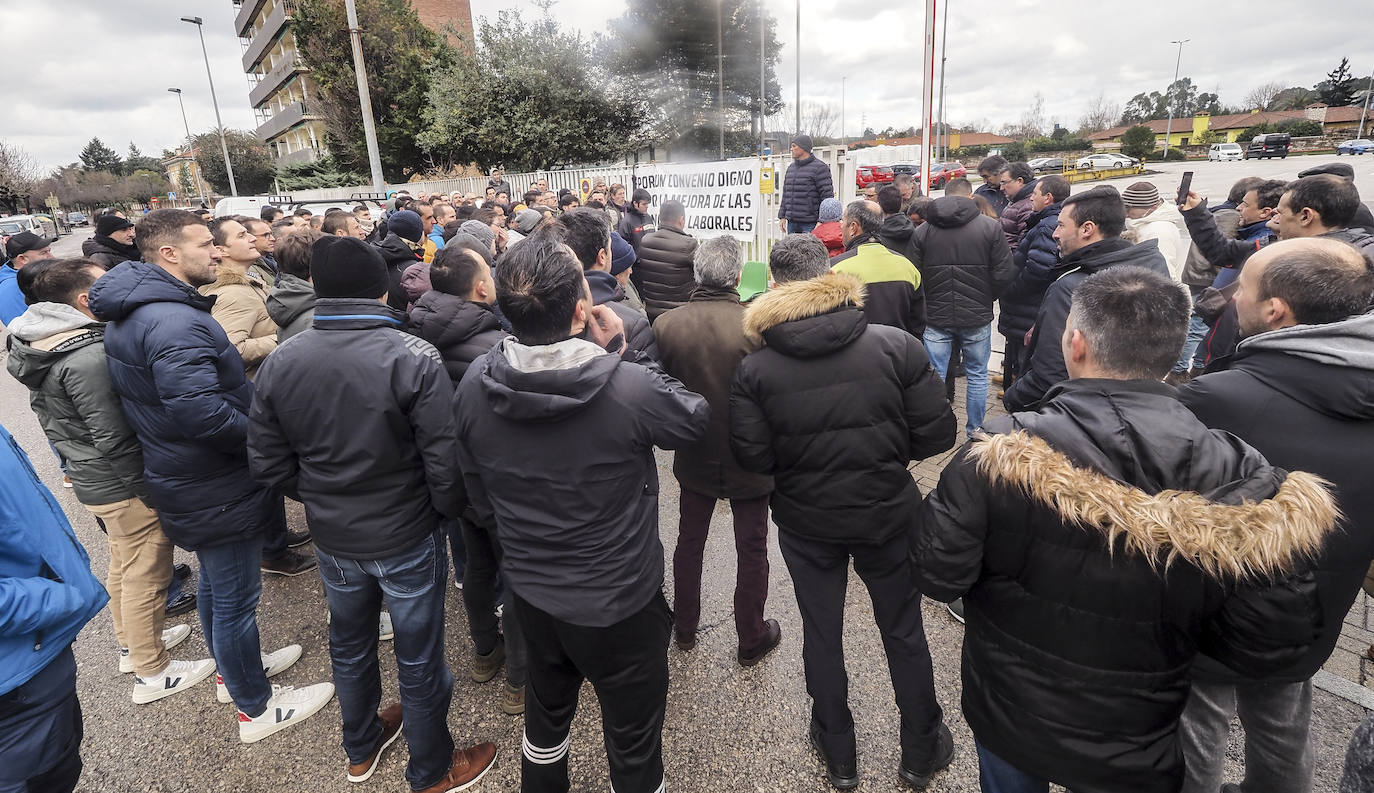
[199,265,277,379]
[653,284,773,500]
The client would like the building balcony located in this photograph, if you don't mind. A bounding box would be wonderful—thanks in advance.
[248,57,306,108]
[234,0,270,37]
[256,101,313,142]
[241,0,295,73]
[275,146,324,166]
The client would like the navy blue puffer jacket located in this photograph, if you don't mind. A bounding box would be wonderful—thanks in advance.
[777,155,835,224]
[997,202,1061,340]
[89,261,272,550]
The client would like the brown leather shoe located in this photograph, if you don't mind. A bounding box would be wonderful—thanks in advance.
[347,703,404,783]
[738,619,782,667]
[415,743,498,793]
[673,626,697,651]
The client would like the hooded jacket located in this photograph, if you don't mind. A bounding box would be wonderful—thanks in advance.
[248,298,463,561]
[730,272,956,544]
[998,180,1038,252]
[778,154,835,223]
[265,273,316,342]
[653,283,773,501]
[453,336,709,627]
[198,265,277,378]
[616,206,657,254]
[877,212,917,257]
[88,260,271,550]
[0,421,108,696]
[405,291,507,383]
[811,221,845,258]
[1124,200,1189,281]
[906,196,1016,329]
[376,233,424,311]
[82,235,141,270]
[974,181,1009,217]
[998,201,1061,340]
[634,225,699,322]
[6,303,146,506]
[1179,312,1374,683]
[914,378,1336,793]
[585,269,659,360]
[831,234,927,338]
[1003,237,1170,412]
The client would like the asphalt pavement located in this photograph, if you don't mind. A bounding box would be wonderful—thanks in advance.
[2,203,1368,792]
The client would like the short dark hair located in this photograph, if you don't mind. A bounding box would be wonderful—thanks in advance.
[944,177,972,196]
[275,228,324,279]
[558,208,611,269]
[1061,185,1126,238]
[1001,162,1034,184]
[1226,176,1265,206]
[768,234,831,284]
[24,258,101,306]
[1068,265,1190,379]
[135,209,207,261]
[454,204,476,222]
[472,206,496,225]
[977,155,1008,176]
[16,258,57,304]
[1037,175,1071,203]
[1285,175,1361,228]
[559,194,580,210]
[906,196,934,219]
[494,232,586,345]
[843,200,883,236]
[1257,239,1374,326]
[432,202,455,219]
[1251,179,1287,210]
[260,205,282,221]
[271,217,296,236]
[430,245,486,297]
[293,207,313,218]
[321,212,354,235]
[876,185,903,215]
[523,190,541,206]
[208,217,244,247]
[659,200,686,225]
[631,188,652,205]
[352,204,368,213]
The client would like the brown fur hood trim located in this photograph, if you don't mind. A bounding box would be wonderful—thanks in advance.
[742,271,865,344]
[968,431,1339,581]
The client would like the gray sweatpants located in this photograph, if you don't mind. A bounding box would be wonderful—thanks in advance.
[1179,678,1314,793]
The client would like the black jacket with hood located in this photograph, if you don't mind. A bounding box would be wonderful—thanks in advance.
[247,298,463,561]
[914,378,1336,793]
[453,336,709,627]
[376,233,424,311]
[404,291,507,383]
[830,233,928,338]
[634,225,699,322]
[82,235,141,270]
[1179,312,1374,683]
[906,196,1016,329]
[585,269,659,360]
[729,272,956,544]
[877,212,917,258]
[1003,237,1169,412]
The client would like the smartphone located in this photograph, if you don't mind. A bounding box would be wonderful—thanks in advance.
[1176,171,1194,206]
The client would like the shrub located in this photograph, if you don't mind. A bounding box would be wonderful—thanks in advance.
[1120,125,1157,160]
[1147,148,1187,161]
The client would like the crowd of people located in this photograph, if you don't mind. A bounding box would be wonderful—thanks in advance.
[0,137,1373,793]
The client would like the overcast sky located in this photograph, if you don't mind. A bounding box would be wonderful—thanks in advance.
[3,0,1368,172]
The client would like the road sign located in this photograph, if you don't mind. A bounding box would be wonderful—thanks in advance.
[44,193,60,210]
[168,191,177,200]
[760,165,775,195]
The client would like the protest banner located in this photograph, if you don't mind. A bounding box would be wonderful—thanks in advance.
[630,160,760,242]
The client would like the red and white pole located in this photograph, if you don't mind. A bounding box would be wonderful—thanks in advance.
[919,0,937,194]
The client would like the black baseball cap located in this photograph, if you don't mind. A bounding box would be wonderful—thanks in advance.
[5,231,55,260]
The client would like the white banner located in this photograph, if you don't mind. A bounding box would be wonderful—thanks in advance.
[630,161,761,242]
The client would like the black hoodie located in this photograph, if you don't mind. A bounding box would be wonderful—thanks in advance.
[906,196,1016,329]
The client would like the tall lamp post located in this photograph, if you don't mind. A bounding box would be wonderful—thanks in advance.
[180,16,238,197]
[1161,39,1189,160]
[167,88,208,204]
[343,0,386,193]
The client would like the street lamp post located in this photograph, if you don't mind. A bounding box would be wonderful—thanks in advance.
[180,16,238,197]
[841,76,846,147]
[343,0,386,193]
[168,88,209,204]
[1162,39,1189,161]
[794,0,800,137]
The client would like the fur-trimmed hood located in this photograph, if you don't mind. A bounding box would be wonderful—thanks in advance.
[967,430,1338,581]
[742,271,866,346]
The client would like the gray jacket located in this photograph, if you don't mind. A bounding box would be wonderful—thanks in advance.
[266,273,316,342]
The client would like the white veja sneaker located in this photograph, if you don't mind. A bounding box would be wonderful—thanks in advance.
[118,624,194,674]
[378,611,394,642]
[217,644,304,703]
[237,682,335,744]
[131,657,216,704]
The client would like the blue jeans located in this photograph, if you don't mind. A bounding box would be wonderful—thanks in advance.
[0,647,83,793]
[1175,285,1209,373]
[976,741,1049,793]
[787,220,818,234]
[317,531,455,791]
[196,536,271,717]
[923,324,992,437]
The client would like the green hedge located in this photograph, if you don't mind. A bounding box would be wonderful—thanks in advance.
[1147,148,1187,161]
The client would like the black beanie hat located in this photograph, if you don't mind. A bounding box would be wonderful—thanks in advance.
[310,236,391,299]
[96,214,135,237]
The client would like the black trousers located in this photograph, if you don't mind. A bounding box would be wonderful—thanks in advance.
[1002,335,1023,387]
[461,518,526,687]
[514,591,671,793]
[778,530,944,766]
[0,646,83,793]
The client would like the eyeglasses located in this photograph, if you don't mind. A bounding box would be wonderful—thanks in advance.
[999,179,1014,187]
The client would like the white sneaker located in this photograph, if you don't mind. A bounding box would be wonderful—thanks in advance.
[379,611,394,642]
[118,624,194,674]
[237,682,335,744]
[216,644,304,703]
[131,657,216,704]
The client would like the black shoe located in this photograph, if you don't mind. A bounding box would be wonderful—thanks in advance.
[261,551,317,577]
[673,627,697,652]
[164,590,198,617]
[899,723,954,788]
[810,720,859,790]
[285,529,312,548]
[173,563,192,582]
[946,598,966,624]
[738,619,782,667]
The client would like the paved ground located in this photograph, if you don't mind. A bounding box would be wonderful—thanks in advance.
[4,192,1369,792]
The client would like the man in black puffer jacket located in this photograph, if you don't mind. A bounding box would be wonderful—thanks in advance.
[997,175,1068,385]
[996,162,1037,252]
[914,265,1336,793]
[730,254,957,791]
[405,244,506,383]
[634,199,698,322]
[777,134,835,234]
[907,194,1014,438]
[83,214,142,269]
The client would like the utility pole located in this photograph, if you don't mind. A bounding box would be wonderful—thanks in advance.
[841,76,846,147]
[344,0,387,193]
[1162,39,1189,160]
[936,0,948,161]
[180,17,237,197]
[167,88,209,204]
[794,0,800,137]
[717,0,725,160]
[1359,68,1374,138]
[758,0,765,154]
[919,0,936,192]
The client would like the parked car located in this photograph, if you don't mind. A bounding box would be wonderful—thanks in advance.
[1244,133,1290,160]
[1076,153,1139,170]
[0,214,59,245]
[1030,157,1065,174]
[926,162,967,189]
[66,211,88,226]
[1208,143,1244,161]
[855,165,895,188]
[1337,138,1374,155]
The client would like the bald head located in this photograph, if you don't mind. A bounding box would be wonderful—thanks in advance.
[1234,237,1374,338]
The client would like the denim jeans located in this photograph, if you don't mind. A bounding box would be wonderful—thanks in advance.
[1175,285,1209,373]
[316,531,455,791]
[196,535,271,717]
[976,741,1049,793]
[923,324,992,437]
[787,220,818,234]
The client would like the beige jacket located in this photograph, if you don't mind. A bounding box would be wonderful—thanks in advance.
[199,265,277,378]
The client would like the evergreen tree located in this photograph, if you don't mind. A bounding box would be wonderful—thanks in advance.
[79,137,122,173]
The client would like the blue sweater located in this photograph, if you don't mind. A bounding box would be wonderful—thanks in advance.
[0,264,27,325]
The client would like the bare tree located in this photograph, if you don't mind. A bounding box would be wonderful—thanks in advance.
[1243,81,1285,111]
[1001,92,1046,140]
[0,140,40,213]
[768,101,840,140]
[1077,91,1121,133]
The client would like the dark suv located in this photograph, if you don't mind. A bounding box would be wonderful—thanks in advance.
[1244,133,1290,160]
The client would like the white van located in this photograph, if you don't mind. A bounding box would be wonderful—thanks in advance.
[1208,143,1243,162]
[212,196,275,219]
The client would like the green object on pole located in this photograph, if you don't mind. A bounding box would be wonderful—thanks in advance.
[738,261,769,302]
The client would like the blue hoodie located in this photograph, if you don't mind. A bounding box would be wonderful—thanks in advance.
[0,264,27,325]
[0,422,108,695]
